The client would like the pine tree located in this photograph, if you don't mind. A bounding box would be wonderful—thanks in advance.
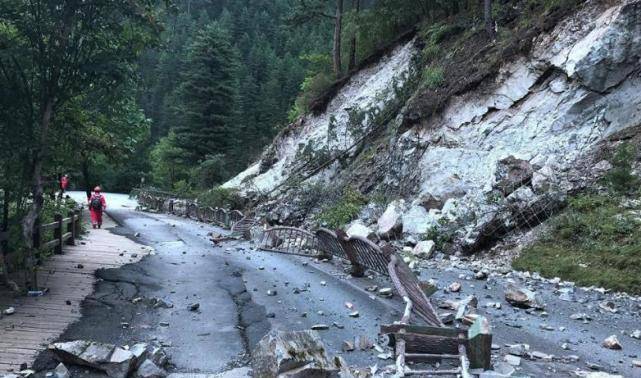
[173,22,240,164]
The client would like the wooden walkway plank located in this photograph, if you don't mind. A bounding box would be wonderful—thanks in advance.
[0,212,150,373]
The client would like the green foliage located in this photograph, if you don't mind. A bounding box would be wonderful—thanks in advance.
[290,54,334,118]
[317,187,367,229]
[197,187,244,210]
[150,132,190,189]
[422,224,456,250]
[421,66,445,89]
[602,143,639,194]
[172,22,240,164]
[513,193,641,294]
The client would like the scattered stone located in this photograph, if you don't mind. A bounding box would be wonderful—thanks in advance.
[474,270,488,280]
[188,303,200,312]
[320,281,327,286]
[54,363,70,378]
[570,313,592,321]
[266,290,277,296]
[332,322,344,329]
[151,298,173,309]
[411,240,435,258]
[631,330,641,339]
[266,312,276,318]
[311,324,329,330]
[348,311,359,318]
[599,301,618,313]
[3,307,15,315]
[376,200,405,239]
[632,359,641,368]
[531,351,553,360]
[378,287,393,298]
[159,322,169,327]
[448,282,462,292]
[507,343,530,357]
[504,284,543,309]
[365,285,378,292]
[134,232,141,238]
[342,341,354,352]
[504,355,521,366]
[602,335,622,350]
[76,264,84,269]
[344,302,354,310]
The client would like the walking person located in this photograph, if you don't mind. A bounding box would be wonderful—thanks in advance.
[88,186,107,229]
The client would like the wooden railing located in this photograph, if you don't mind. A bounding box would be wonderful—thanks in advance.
[1,208,82,290]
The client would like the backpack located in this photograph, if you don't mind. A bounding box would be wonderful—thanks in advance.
[90,195,103,211]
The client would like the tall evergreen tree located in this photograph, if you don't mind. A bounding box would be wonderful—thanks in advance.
[173,23,240,164]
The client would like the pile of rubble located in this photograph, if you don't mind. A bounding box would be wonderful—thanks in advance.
[23,340,169,378]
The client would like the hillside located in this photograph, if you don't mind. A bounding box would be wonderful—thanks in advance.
[224,0,641,292]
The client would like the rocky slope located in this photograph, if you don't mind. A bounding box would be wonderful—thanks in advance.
[224,0,641,253]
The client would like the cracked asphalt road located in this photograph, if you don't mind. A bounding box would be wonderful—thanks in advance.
[34,193,399,376]
[33,193,641,377]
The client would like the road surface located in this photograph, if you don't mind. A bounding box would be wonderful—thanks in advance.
[32,192,641,377]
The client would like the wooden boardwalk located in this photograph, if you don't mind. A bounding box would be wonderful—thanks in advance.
[0,213,150,373]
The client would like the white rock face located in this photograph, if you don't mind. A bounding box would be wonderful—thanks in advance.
[224,39,418,194]
[395,0,641,234]
[224,1,641,243]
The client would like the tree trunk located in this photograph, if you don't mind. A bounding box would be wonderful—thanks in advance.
[21,98,54,290]
[484,0,495,39]
[81,158,92,200]
[348,0,360,71]
[333,0,344,78]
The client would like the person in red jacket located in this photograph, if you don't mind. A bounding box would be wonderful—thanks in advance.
[88,186,107,229]
[58,174,69,199]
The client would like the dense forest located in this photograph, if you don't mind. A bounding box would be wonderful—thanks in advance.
[0,0,529,281]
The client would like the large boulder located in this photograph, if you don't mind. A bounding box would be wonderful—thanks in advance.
[376,199,405,239]
[252,330,340,378]
[402,205,440,235]
[345,220,374,239]
[493,156,533,196]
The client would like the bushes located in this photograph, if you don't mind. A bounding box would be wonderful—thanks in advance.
[316,187,368,229]
[513,193,641,294]
[197,187,244,210]
[603,142,639,194]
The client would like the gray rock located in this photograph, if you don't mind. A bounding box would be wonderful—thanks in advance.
[48,341,136,378]
[54,363,70,378]
[504,284,543,309]
[136,359,166,378]
[412,240,435,258]
[252,330,338,377]
[376,199,405,239]
[493,156,533,195]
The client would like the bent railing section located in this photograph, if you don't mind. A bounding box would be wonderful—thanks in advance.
[230,217,260,239]
[315,228,345,260]
[258,226,324,258]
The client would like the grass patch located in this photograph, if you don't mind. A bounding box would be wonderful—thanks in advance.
[316,187,368,229]
[421,66,445,89]
[513,193,641,294]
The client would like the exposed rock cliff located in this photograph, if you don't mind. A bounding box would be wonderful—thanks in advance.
[224,0,641,253]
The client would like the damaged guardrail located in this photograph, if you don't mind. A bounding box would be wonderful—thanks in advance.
[133,189,492,375]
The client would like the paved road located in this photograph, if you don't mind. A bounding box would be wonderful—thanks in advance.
[34,193,399,376]
[33,192,641,377]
